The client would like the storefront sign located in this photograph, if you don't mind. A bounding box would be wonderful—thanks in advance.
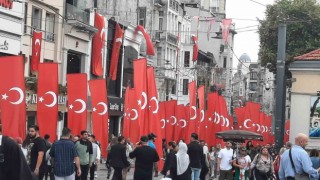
[0,36,21,54]
[108,97,124,116]
[0,40,8,50]
[0,0,13,9]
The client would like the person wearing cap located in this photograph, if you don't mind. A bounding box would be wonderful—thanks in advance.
[187,133,204,180]
[233,146,251,180]
[217,141,234,180]
[129,135,160,180]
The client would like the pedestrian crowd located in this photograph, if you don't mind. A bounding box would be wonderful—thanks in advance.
[1,125,320,180]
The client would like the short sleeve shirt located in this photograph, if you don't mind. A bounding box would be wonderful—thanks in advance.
[27,137,46,171]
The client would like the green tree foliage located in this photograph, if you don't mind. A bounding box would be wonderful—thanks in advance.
[259,0,320,71]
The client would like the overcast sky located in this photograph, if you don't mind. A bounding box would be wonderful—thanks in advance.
[226,0,275,68]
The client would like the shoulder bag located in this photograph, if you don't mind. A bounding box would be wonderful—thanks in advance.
[289,149,310,180]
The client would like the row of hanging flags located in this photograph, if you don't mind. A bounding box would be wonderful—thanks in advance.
[235,102,291,144]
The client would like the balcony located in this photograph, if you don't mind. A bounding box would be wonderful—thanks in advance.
[167,32,178,45]
[24,25,55,42]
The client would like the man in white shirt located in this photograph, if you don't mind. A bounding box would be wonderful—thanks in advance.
[88,135,101,180]
[217,141,234,180]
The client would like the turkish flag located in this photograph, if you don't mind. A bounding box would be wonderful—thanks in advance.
[284,119,290,143]
[109,23,124,80]
[123,87,140,144]
[221,19,232,43]
[0,56,26,139]
[174,104,186,141]
[186,81,197,143]
[235,107,245,130]
[31,31,42,71]
[164,100,177,141]
[67,74,87,135]
[192,36,198,61]
[206,93,218,147]
[197,86,205,137]
[91,12,105,76]
[135,25,155,56]
[183,106,190,141]
[159,102,166,140]
[147,67,163,163]
[219,96,231,131]
[133,58,148,135]
[89,79,109,158]
[37,63,58,142]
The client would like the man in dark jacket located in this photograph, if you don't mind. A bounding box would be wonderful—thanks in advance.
[187,133,203,180]
[106,136,130,180]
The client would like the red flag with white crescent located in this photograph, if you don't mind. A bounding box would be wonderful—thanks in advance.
[186,81,197,143]
[133,58,148,135]
[67,74,87,135]
[218,96,231,131]
[37,63,58,142]
[91,12,105,76]
[174,104,185,141]
[197,86,205,137]
[221,19,232,43]
[135,25,155,56]
[0,56,26,139]
[147,67,163,165]
[235,107,245,130]
[284,119,290,143]
[123,87,141,144]
[109,23,124,80]
[89,79,109,158]
[206,93,218,147]
[164,100,177,141]
[159,102,166,139]
[192,36,198,61]
[31,31,42,72]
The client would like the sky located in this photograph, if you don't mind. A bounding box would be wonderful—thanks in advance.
[226,0,275,68]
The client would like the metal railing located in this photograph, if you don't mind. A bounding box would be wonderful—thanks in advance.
[167,32,178,45]
[24,25,56,42]
[65,3,90,24]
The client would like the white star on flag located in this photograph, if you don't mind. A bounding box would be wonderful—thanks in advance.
[93,107,97,112]
[39,97,44,102]
[69,104,74,109]
[2,94,8,100]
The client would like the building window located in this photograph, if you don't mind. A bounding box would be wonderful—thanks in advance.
[223,57,227,68]
[24,3,28,33]
[32,6,42,30]
[45,13,55,42]
[44,59,54,63]
[184,51,190,67]
[157,47,162,66]
[210,0,219,12]
[250,82,257,91]
[239,87,243,96]
[67,52,82,74]
[138,7,146,27]
[171,83,176,95]
[159,11,163,31]
[250,72,257,80]
[183,79,189,95]
[93,0,98,8]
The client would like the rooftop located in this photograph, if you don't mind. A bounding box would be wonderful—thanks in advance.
[294,49,320,61]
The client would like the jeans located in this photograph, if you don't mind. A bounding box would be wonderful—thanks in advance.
[191,168,201,180]
[89,163,97,180]
[55,172,75,180]
[75,164,89,180]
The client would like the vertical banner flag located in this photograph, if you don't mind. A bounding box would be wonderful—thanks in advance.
[221,19,232,43]
[109,23,124,80]
[164,100,177,141]
[89,79,109,158]
[135,25,155,56]
[284,119,290,143]
[133,58,148,135]
[37,63,58,142]
[91,12,105,76]
[123,87,140,144]
[219,96,231,131]
[207,18,215,41]
[186,81,197,143]
[147,67,163,163]
[0,56,26,139]
[192,36,198,61]
[31,31,42,71]
[197,85,205,137]
[174,105,187,141]
[206,93,218,146]
[67,74,88,135]
[159,102,166,140]
[235,107,245,130]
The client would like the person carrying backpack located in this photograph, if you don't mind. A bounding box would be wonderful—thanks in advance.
[250,146,275,180]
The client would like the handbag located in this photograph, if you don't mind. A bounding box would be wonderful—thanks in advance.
[289,149,310,180]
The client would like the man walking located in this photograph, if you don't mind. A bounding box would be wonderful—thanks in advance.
[49,127,81,180]
[26,125,47,179]
[187,133,203,180]
[107,136,130,180]
[88,134,101,180]
[279,133,320,180]
[217,141,234,180]
[75,130,93,180]
[148,132,159,177]
[129,136,160,180]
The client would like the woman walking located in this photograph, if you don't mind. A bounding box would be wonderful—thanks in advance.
[250,147,275,180]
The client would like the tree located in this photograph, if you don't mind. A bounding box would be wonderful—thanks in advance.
[259,0,320,71]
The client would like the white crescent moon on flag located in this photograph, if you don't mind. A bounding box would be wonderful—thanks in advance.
[256,124,261,132]
[225,117,230,127]
[200,110,204,122]
[190,106,197,120]
[214,112,221,124]
[8,87,24,105]
[35,39,41,46]
[115,37,122,43]
[243,119,252,129]
[150,96,159,114]
[74,99,86,114]
[44,91,57,108]
[170,116,177,125]
[265,126,269,133]
[130,109,138,120]
[160,119,166,128]
[261,125,266,133]
[286,130,289,135]
[97,102,108,115]
[220,115,226,126]
[179,119,187,128]
[141,92,147,110]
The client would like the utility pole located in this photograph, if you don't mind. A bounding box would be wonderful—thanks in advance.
[274,23,287,153]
